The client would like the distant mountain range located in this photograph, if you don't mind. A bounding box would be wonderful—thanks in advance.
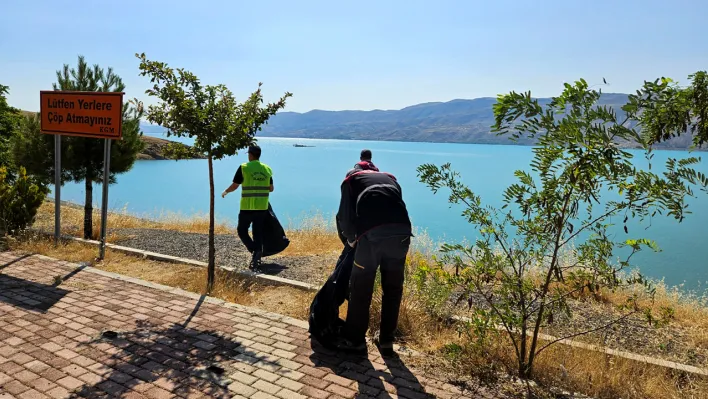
[142,94,698,150]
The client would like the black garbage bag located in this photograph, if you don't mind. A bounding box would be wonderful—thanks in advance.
[261,203,290,257]
[308,243,355,349]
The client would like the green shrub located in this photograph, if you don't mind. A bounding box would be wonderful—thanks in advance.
[0,166,47,235]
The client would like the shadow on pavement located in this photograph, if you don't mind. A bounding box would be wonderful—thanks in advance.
[181,293,206,328]
[69,299,277,398]
[308,339,435,398]
[0,254,78,312]
[0,253,32,270]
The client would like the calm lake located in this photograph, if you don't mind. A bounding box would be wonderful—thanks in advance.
[56,136,708,290]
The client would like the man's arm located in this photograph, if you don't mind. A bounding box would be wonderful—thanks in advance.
[222,182,240,198]
[269,177,274,192]
[337,182,356,244]
[222,166,243,198]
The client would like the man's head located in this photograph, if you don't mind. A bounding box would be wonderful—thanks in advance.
[247,145,262,161]
[360,149,372,162]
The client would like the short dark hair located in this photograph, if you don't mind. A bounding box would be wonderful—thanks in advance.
[248,145,262,159]
[360,149,372,160]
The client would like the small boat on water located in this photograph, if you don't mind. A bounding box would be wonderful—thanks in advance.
[293,144,315,147]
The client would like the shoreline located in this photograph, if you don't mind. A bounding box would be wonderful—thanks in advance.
[137,135,205,160]
[141,124,707,152]
[148,131,708,153]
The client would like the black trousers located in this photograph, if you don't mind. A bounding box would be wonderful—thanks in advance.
[345,231,411,345]
[237,210,267,254]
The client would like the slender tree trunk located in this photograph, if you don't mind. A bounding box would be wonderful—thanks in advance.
[525,192,573,379]
[519,327,528,378]
[206,153,216,293]
[83,175,93,239]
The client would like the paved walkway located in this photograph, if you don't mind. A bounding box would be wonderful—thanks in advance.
[0,252,489,399]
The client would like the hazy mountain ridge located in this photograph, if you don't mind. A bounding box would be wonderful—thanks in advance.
[142,94,697,150]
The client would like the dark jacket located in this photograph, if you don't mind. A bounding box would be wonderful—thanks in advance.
[337,170,412,242]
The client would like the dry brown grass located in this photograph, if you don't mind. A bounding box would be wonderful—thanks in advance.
[8,235,313,320]
[34,202,234,241]
[280,212,342,257]
[602,281,708,349]
[531,337,708,399]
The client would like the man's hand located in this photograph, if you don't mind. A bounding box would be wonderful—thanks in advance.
[222,183,240,198]
[347,240,357,248]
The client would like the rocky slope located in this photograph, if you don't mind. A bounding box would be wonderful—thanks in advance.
[137,135,204,160]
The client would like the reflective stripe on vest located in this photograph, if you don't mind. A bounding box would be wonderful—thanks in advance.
[240,161,272,211]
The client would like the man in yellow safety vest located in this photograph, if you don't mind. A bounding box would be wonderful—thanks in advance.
[221,145,274,269]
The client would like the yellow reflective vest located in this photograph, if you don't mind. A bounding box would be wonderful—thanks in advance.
[240,161,272,211]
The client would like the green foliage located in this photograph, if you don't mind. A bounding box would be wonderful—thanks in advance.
[0,84,22,173]
[0,166,47,235]
[625,71,708,148]
[0,85,48,235]
[12,113,63,186]
[417,78,707,379]
[136,53,292,292]
[162,141,204,160]
[644,305,676,328]
[13,55,145,239]
[410,255,454,317]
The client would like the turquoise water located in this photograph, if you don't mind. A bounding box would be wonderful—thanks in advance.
[56,137,708,290]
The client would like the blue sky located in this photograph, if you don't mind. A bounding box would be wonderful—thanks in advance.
[1,0,706,113]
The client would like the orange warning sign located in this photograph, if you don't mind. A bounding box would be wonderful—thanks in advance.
[40,91,124,139]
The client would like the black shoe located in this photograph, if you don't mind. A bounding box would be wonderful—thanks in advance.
[250,251,262,270]
[377,341,395,357]
[336,338,367,355]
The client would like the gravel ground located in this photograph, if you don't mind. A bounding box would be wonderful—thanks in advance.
[452,290,707,367]
[112,228,335,285]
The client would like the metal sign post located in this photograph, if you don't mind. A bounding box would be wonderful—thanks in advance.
[54,135,61,246]
[40,90,124,259]
[99,139,112,259]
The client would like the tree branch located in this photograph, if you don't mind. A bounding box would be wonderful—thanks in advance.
[471,279,524,365]
[558,198,647,248]
[449,188,516,276]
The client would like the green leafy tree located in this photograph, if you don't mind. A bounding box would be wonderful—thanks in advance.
[14,55,145,239]
[0,85,48,235]
[417,79,708,379]
[626,71,708,148]
[12,113,52,185]
[0,84,21,172]
[136,53,291,292]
